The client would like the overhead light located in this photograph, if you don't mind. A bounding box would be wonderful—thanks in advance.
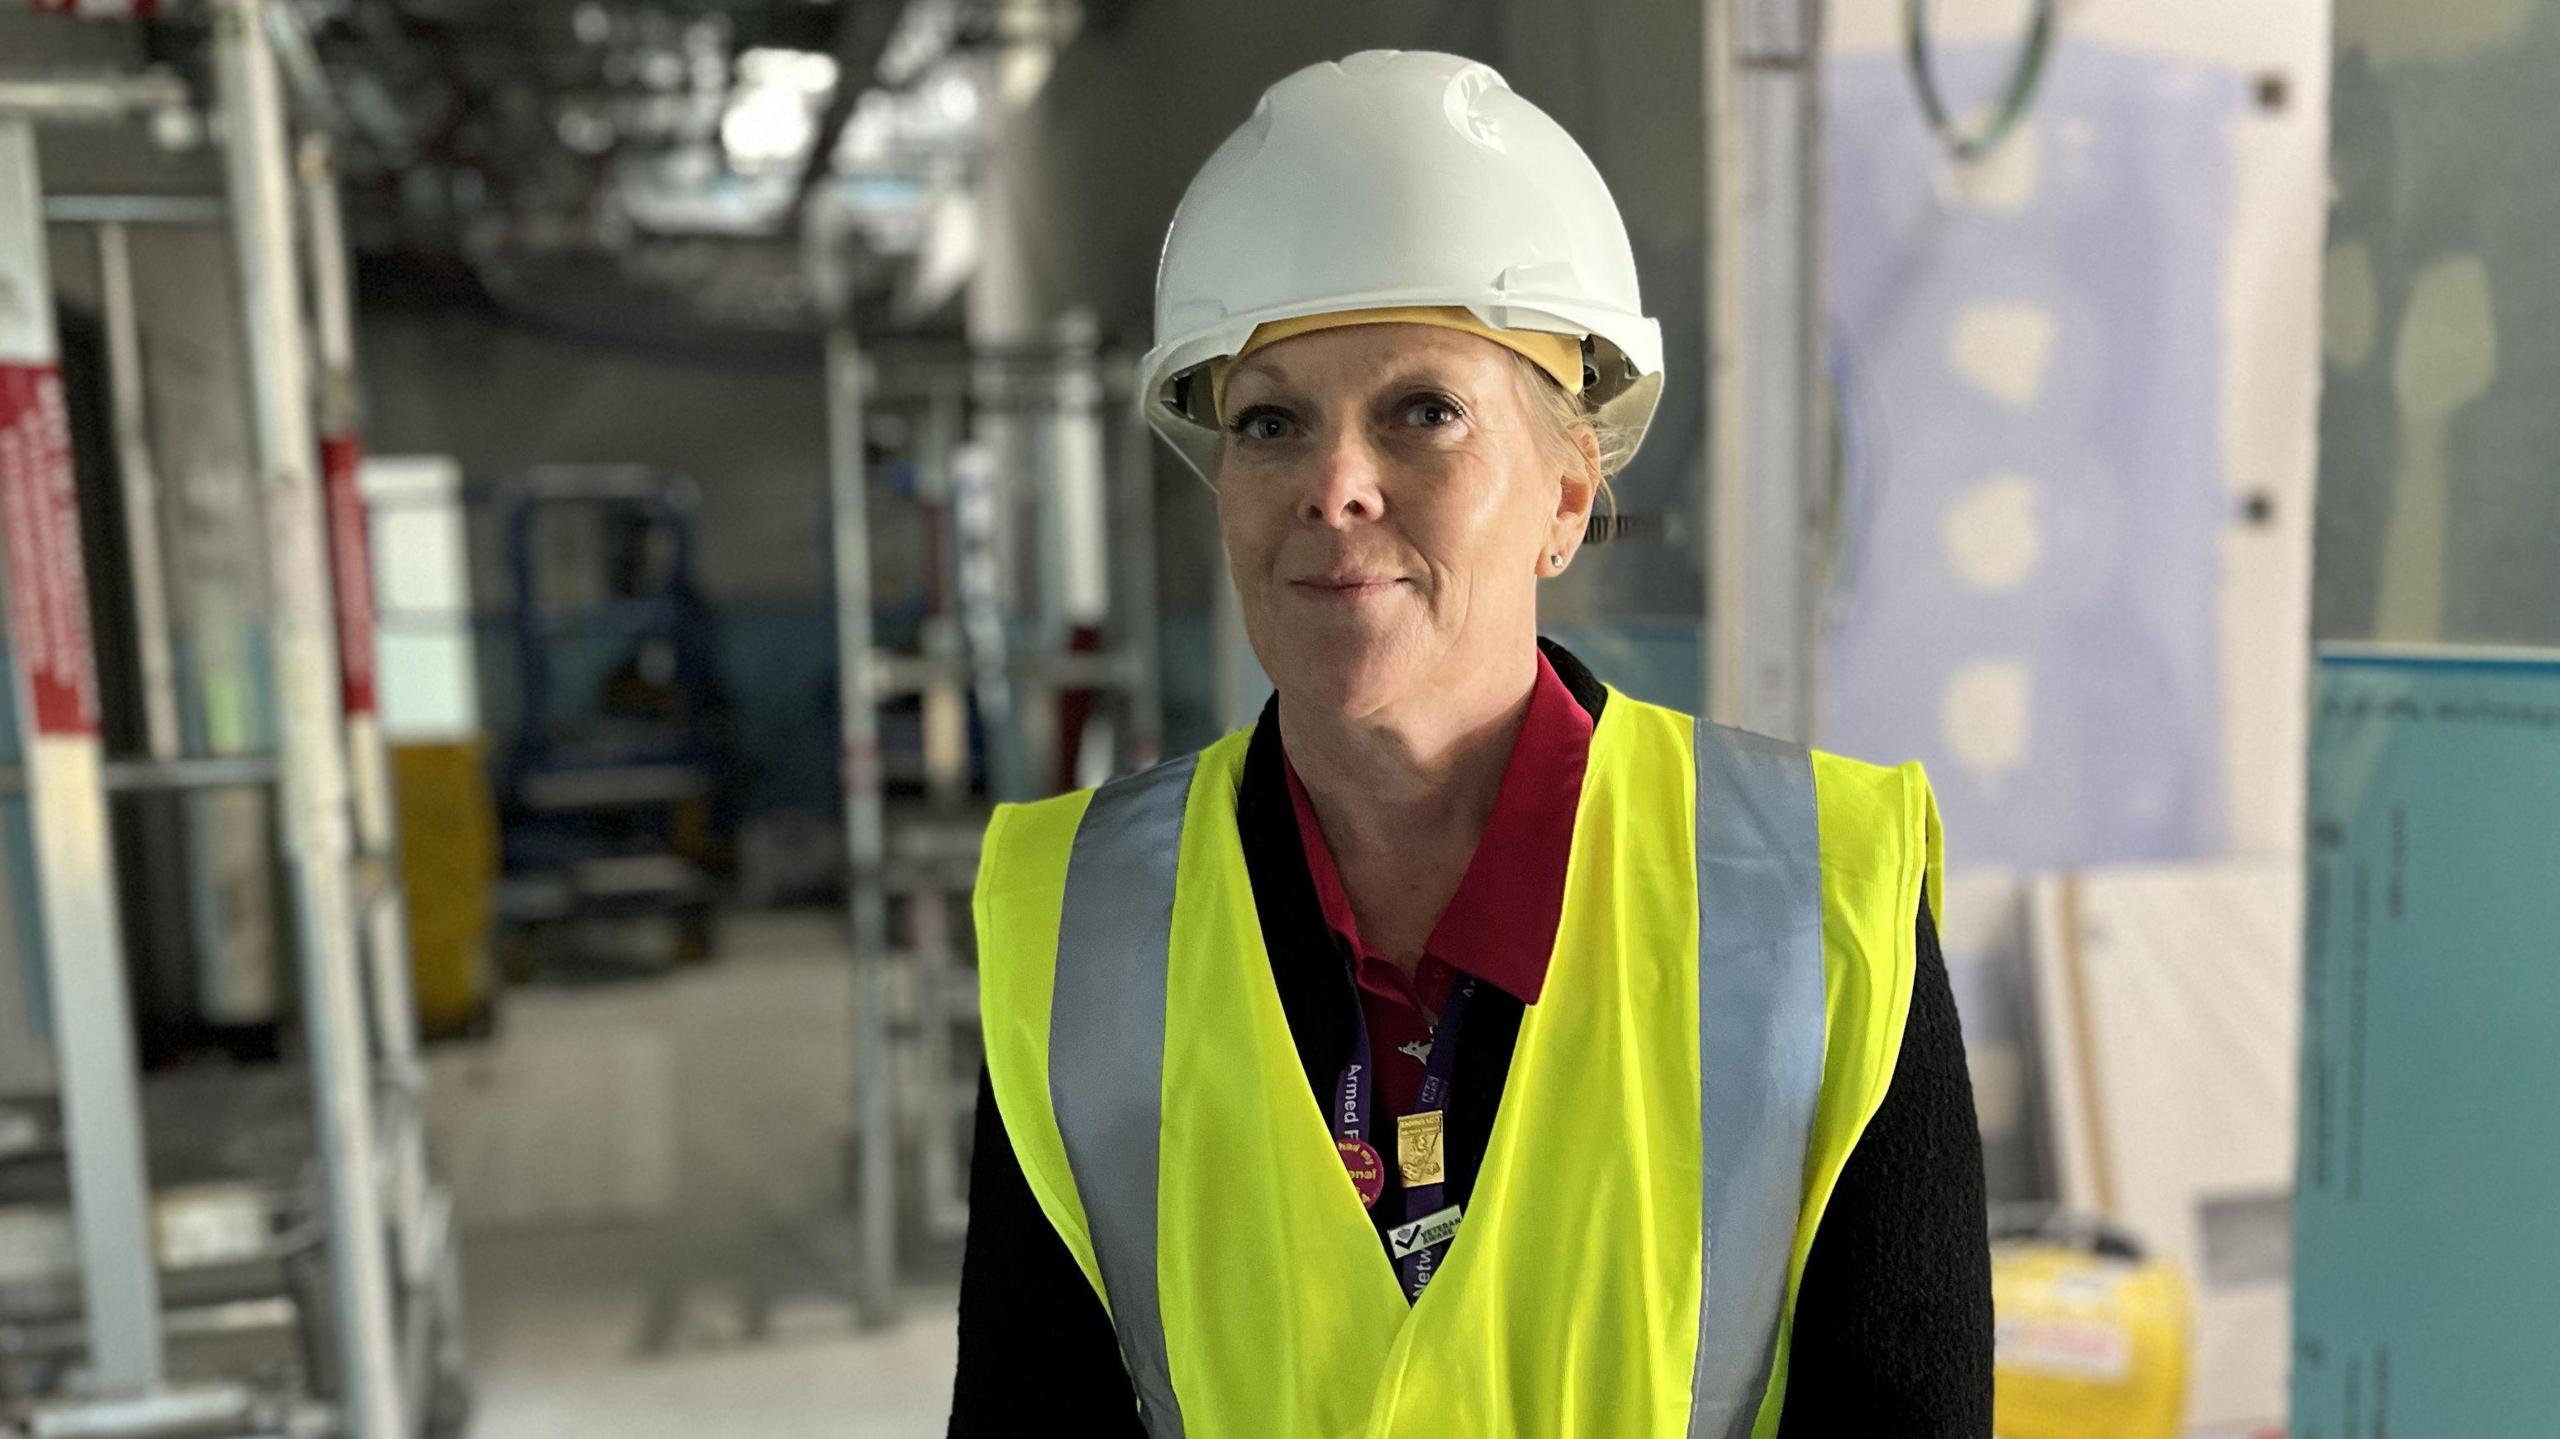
[736,47,840,95]
[720,49,839,173]
[722,90,816,171]
[928,67,979,127]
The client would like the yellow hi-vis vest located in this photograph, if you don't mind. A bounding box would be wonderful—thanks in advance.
[974,689,1943,1439]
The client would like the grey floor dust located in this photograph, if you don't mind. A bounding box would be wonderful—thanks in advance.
[426,911,959,1437]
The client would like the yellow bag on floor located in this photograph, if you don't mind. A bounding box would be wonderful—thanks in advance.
[1992,1209,2192,1439]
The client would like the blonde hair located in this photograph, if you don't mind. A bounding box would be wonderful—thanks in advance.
[1512,349,1631,525]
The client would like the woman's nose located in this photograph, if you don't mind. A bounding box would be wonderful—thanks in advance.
[1298,430,1385,527]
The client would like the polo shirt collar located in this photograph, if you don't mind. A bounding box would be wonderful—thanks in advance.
[1278,646,1594,1006]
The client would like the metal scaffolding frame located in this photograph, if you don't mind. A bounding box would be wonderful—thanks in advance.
[2,86,188,1420]
[0,5,457,1434]
[299,135,460,1435]
[214,7,404,1428]
[825,318,1163,1323]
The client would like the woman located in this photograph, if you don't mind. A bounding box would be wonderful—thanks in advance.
[952,51,1990,1438]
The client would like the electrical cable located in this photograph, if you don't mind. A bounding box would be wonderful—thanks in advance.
[1903,0,2059,163]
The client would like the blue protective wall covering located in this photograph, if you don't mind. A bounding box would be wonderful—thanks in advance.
[1822,44,2240,866]
[2293,646,2560,1435]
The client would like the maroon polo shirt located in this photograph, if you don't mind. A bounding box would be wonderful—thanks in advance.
[1281,650,1594,1121]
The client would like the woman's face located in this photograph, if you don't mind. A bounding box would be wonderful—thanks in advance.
[1214,323,1593,722]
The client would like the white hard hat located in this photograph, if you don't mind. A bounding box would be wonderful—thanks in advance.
[1140,50,1666,478]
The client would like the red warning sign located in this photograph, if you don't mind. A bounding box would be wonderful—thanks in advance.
[322,432,379,718]
[0,365,101,737]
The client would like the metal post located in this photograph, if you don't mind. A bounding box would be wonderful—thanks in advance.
[1,753,282,795]
[95,223,181,763]
[1050,315,1110,790]
[952,414,1016,795]
[301,126,429,1225]
[210,6,404,1436]
[917,386,970,811]
[43,195,227,228]
[976,364,1046,801]
[0,814,47,1095]
[1012,373,1060,797]
[303,129,441,1436]
[827,322,897,1324]
[908,382,970,1242]
[0,116,167,1401]
[1704,0,1739,729]
[909,875,969,1240]
[0,71,189,125]
[1114,365,1163,772]
[1707,0,1827,739]
[1050,327,1111,634]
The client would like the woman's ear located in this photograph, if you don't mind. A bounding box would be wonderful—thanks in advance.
[1548,423,1603,567]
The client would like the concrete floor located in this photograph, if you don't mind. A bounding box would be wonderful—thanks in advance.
[425,911,959,1438]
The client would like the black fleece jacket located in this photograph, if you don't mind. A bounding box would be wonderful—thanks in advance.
[949,643,1993,1436]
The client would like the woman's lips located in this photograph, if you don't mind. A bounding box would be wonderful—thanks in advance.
[1290,575,1406,601]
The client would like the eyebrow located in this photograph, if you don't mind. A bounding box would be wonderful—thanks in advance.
[1224,359,1480,413]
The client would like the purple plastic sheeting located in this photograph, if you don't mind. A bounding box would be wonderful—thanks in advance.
[1819,43,2242,867]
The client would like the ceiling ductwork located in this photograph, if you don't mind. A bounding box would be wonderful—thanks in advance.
[89,0,1091,345]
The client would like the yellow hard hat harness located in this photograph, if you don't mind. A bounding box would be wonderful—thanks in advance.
[1174,305,1649,547]
[975,691,1943,1437]
[1196,305,1592,419]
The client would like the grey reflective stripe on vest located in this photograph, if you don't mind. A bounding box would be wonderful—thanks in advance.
[1688,721,1828,1439]
[1050,754,1196,1439]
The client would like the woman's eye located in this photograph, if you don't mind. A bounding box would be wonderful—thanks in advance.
[1403,396,1463,428]
[1227,409,1291,441]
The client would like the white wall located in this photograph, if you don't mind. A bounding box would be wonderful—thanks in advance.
[1831,0,2329,860]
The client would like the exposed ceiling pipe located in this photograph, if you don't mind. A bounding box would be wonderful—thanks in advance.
[778,0,905,238]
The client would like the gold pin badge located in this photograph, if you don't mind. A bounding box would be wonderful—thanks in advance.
[1397,1110,1446,1187]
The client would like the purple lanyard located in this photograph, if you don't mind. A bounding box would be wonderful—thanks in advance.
[1332,970,1481,1303]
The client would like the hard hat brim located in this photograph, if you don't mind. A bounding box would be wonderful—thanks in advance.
[1141,294,1664,480]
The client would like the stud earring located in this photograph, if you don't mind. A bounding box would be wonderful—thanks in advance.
[1549,551,1566,571]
